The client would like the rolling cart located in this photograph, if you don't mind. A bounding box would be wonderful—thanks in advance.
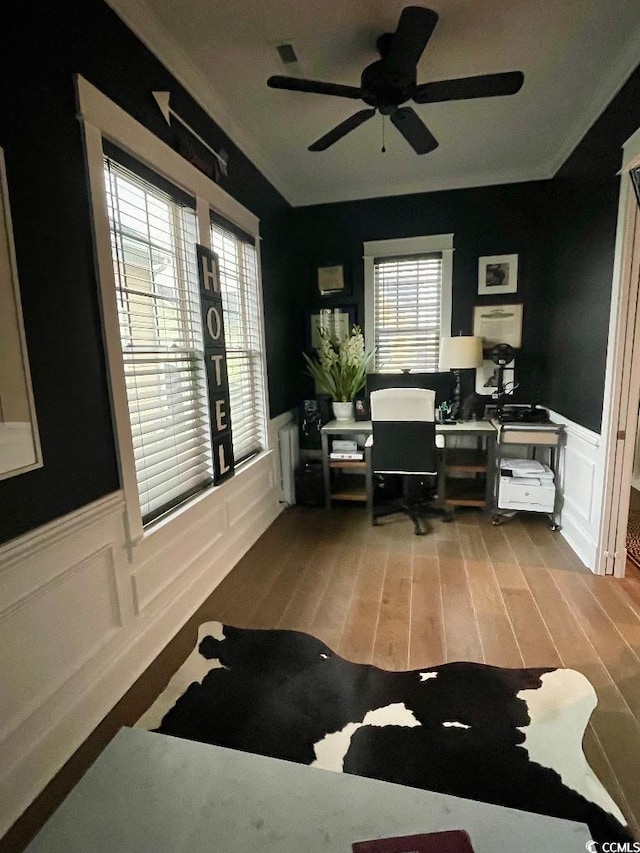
[490,420,565,530]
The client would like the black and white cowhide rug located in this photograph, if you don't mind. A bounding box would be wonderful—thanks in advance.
[137,621,632,845]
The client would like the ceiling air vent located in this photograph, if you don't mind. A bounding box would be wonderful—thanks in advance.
[276,43,298,65]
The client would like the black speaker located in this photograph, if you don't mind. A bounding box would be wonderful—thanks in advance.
[295,462,325,506]
[298,397,331,449]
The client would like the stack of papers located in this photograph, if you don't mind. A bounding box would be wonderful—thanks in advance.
[500,458,546,475]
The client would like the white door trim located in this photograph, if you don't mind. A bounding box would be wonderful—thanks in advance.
[597,126,640,577]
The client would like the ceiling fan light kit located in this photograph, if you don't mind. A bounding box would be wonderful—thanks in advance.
[267,6,524,154]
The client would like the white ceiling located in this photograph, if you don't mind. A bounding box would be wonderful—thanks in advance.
[108,0,640,206]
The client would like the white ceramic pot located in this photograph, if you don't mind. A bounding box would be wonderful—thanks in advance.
[332,401,354,420]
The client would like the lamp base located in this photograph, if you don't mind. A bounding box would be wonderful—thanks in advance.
[450,370,462,420]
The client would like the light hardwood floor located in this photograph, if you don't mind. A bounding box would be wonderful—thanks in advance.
[203,505,640,838]
[5,504,640,850]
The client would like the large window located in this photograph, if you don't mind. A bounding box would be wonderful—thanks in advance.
[210,219,266,463]
[79,77,268,542]
[104,158,212,523]
[364,235,453,372]
[103,154,267,528]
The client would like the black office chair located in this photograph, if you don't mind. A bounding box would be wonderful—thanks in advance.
[366,388,451,535]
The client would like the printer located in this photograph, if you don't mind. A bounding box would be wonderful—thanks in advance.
[498,458,556,513]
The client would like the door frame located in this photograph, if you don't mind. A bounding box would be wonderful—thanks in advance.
[598,125,640,576]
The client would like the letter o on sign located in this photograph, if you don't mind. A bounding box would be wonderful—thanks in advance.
[206,305,222,342]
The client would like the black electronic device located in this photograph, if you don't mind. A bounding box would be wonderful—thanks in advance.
[366,372,453,408]
[489,343,516,420]
[493,404,550,424]
[298,398,331,449]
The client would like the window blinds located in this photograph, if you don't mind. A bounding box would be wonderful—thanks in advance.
[210,221,266,463]
[104,158,213,524]
[373,252,443,372]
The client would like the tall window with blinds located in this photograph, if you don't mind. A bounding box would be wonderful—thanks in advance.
[210,220,266,463]
[103,158,213,524]
[373,252,443,372]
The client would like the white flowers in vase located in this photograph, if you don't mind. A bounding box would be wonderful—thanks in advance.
[303,325,374,402]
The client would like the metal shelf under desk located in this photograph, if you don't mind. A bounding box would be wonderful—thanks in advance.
[490,420,566,530]
[321,419,499,513]
[437,422,497,511]
[321,419,372,509]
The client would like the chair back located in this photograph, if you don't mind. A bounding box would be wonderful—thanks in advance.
[370,388,437,475]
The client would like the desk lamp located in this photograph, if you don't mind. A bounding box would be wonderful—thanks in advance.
[439,335,483,420]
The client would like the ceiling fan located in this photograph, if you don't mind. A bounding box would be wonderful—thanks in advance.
[267,6,524,154]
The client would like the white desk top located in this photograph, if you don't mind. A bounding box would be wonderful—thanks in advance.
[26,728,590,853]
[321,419,497,434]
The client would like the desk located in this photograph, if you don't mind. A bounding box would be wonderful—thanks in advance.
[321,420,497,512]
[25,727,591,852]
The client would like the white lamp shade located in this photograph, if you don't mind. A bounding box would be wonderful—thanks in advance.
[439,335,483,370]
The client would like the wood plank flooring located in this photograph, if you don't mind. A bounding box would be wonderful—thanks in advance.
[201,505,640,838]
[5,504,640,851]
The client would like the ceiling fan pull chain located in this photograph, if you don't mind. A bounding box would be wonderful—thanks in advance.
[381,115,386,153]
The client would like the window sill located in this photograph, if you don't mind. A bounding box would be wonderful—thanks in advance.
[126,448,274,551]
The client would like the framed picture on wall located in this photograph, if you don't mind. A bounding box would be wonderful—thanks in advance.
[473,303,523,350]
[317,264,348,295]
[478,254,518,295]
[306,305,356,351]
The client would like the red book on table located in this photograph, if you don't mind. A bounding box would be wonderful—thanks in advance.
[352,829,475,853]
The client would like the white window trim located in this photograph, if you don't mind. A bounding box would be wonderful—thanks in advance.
[76,75,269,546]
[363,234,453,361]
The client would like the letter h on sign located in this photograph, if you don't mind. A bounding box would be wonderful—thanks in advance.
[197,244,234,485]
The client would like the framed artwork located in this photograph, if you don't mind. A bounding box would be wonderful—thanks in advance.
[317,264,346,295]
[478,254,518,295]
[353,397,370,421]
[0,148,43,480]
[476,359,516,396]
[306,305,356,351]
[473,304,523,350]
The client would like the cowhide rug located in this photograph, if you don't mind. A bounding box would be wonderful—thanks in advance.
[136,621,632,845]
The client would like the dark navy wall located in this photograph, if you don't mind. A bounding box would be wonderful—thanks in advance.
[545,65,640,433]
[2,0,639,545]
[0,0,292,545]
[287,181,554,405]
[288,62,640,433]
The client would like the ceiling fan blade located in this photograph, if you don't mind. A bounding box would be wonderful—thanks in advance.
[414,71,524,104]
[390,107,438,154]
[308,109,376,151]
[385,7,439,79]
[267,75,362,100]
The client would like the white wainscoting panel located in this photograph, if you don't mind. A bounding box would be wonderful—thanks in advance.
[549,410,603,572]
[0,443,284,839]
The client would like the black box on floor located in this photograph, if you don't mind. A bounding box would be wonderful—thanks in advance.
[295,461,325,506]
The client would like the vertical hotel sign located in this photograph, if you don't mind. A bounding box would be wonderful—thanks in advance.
[196,244,234,484]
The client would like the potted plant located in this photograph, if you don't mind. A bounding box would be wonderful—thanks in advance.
[303,325,374,420]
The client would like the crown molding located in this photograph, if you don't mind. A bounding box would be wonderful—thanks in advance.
[288,163,554,208]
[105,0,640,209]
[543,30,640,179]
[104,0,297,205]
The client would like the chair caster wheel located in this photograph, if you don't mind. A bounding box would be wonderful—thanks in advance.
[549,522,560,532]
[492,515,501,526]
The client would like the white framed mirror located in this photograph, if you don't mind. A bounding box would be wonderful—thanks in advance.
[0,147,42,480]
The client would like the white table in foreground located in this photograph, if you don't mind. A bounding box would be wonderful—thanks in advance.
[26,727,591,853]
